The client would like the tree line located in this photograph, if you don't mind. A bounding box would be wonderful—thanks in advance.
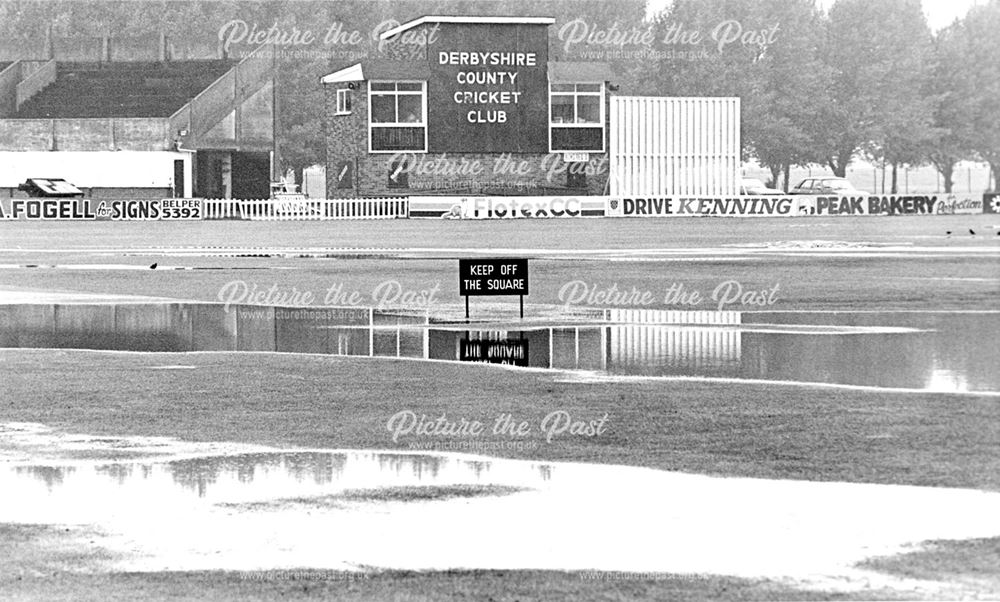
[637,0,999,193]
[0,0,996,192]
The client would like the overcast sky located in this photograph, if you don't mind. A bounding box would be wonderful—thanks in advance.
[644,0,984,30]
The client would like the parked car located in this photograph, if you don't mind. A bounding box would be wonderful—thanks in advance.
[790,177,867,195]
[740,177,783,195]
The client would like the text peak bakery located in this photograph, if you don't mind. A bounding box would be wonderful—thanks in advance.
[322,16,613,198]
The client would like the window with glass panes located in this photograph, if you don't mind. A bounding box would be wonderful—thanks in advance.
[549,82,605,152]
[336,89,352,114]
[369,81,427,152]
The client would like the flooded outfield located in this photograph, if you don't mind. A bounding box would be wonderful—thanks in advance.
[1,303,997,393]
[0,262,998,592]
[1,423,1000,592]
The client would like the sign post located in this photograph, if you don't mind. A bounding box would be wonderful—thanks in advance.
[458,258,529,320]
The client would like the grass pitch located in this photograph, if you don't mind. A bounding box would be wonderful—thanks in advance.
[1,215,999,600]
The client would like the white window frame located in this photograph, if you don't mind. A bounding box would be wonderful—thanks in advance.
[548,81,606,153]
[368,80,428,154]
[335,88,352,115]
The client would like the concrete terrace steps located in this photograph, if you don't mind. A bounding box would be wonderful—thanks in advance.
[14,60,235,119]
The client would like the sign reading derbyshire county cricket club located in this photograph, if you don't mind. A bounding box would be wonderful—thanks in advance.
[428,24,548,153]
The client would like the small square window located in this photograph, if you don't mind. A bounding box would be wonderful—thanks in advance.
[336,89,352,114]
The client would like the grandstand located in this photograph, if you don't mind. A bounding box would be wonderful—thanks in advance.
[0,36,275,201]
[14,60,234,119]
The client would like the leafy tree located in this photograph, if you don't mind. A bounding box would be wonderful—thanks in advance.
[960,0,1000,190]
[813,0,933,178]
[925,20,974,193]
[643,0,827,190]
[745,0,827,191]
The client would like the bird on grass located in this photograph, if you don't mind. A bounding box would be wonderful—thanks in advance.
[150,263,157,270]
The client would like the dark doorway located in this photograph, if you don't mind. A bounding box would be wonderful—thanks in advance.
[195,151,227,199]
[231,151,271,200]
[173,160,185,198]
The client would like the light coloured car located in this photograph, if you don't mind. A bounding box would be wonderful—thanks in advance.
[790,177,867,195]
[740,177,783,195]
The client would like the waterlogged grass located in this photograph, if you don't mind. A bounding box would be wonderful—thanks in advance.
[0,216,998,313]
[0,523,118,579]
[3,349,999,491]
[2,216,998,601]
[859,537,1000,584]
[1,213,997,251]
[1,570,903,602]
[0,527,911,602]
[335,484,526,502]
[3,347,999,600]
[219,485,527,511]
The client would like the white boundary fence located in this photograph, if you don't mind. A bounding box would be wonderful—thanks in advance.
[193,194,984,221]
[201,198,409,220]
[201,198,241,219]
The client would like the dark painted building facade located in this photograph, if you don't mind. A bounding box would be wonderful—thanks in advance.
[322,16,612,198]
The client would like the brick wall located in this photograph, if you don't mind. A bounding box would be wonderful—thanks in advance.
[325,81,612,198]
[54,119,113,151]
[0,120,52,150]
[324,82,368,198]
[0,118,170,152]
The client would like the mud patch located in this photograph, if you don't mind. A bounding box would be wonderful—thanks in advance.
[857,537,1000,586]
[220,484,528,512]
[0,423,270,463]
[0,523,119,578]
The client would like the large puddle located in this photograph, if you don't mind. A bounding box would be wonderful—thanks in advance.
[1,425,999,589]
[3,301,999,588]
[1,303,998,393]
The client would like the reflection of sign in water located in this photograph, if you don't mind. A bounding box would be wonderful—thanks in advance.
[460,338,529,367]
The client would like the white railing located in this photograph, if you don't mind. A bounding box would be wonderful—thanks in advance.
[201,198,242,219]
[200,198,409,220]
